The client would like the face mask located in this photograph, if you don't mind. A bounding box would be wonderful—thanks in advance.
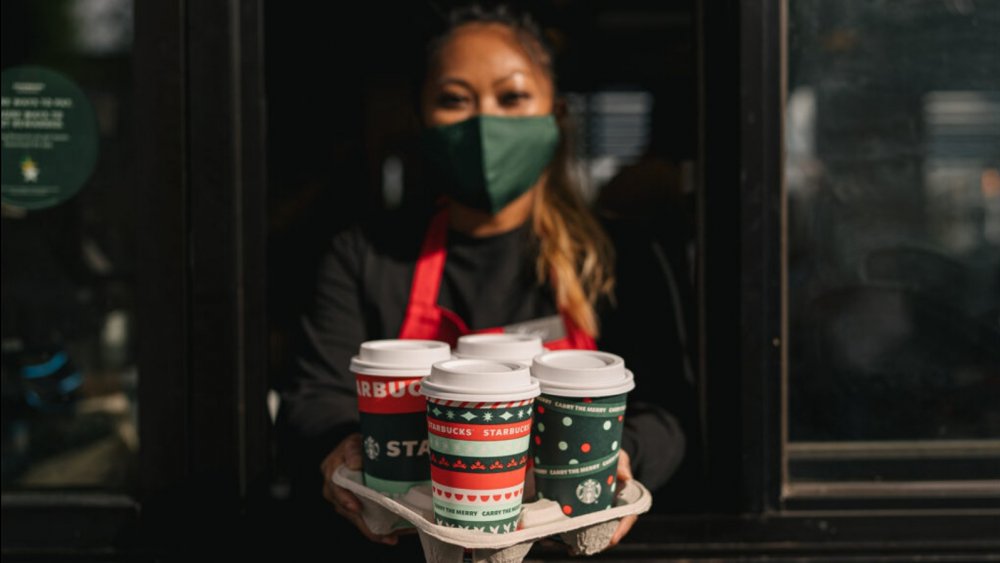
[421,114,560,214]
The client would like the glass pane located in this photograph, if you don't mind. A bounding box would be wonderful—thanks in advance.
[2,0,137,490]
[565,89,655,202]
[785,0,1000,484]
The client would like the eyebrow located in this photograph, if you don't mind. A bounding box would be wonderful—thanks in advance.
[493,71,528,86]
[436,71,530,89]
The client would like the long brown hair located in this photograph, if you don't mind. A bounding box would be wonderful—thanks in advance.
[425,3,615,337]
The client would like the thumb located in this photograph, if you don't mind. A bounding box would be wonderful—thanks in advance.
[616,449,634,482]
[344,438,364,470]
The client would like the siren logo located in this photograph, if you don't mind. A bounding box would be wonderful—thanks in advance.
[576,478,601,504]
[363,436,429,461]
[21,156,39,182]
[363,436,380,461]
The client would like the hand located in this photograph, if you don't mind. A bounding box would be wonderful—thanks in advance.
[608,449,637,547]
[320,433,399,545]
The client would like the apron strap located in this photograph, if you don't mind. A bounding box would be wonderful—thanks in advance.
[398,208,449,339]
[398,206,596,350]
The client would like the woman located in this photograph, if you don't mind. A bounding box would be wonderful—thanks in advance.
[276,3,688,552]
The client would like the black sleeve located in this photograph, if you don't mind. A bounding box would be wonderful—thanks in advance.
[274,226,368,497]
[596,216,701,501]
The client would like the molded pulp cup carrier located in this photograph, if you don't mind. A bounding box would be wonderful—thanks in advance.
[420,359,540,534]
[453,333,546,365]
[333,465,652,562]
[349,339,451,498]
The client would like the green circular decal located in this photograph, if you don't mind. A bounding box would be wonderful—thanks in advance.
[1,66,99,210]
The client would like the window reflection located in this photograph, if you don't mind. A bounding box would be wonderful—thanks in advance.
[1,0,137,491]
[785,0,1000,484]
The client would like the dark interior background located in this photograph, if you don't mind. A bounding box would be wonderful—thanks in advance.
[264,0,697,361]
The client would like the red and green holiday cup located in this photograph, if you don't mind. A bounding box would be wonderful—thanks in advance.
[350,339,451,497]
[529,350,635,517]
[420,358,541,534]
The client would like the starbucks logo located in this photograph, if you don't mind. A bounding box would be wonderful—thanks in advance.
[363,436,380,461]
[576,478,602,504]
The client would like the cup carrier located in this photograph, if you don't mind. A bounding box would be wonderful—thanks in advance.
[332,466,652,563]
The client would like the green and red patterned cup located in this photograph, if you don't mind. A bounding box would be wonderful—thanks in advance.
[350,339,451,497]
[420,358,541,533]
[529,350,635,517]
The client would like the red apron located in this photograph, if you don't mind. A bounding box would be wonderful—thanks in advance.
[398,209,596,350]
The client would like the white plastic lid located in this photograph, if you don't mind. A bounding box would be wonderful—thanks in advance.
[349,339,452,377]
[420,358,541,402]
[453,333,545,364]
[530,350,635,397]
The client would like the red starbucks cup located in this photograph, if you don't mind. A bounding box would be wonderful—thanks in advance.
[350,339,451,497]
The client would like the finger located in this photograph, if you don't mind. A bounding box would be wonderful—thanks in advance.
[327,482,362,514]
[608,514,638,546]
[320,434,363,494]
[320,450,346,479]
[320,456,341,478]
[321,473,359,513]
[616,450,634,482]
[344,443,363,470]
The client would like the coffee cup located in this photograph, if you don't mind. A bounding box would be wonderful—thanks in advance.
[420,358,541,533]
[350,339,451,497]
[454,333,545,366]
[529,350,635,516]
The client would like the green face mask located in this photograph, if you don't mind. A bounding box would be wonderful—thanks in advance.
[421,114,561,214]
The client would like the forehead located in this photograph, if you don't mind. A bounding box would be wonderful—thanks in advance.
[431,23,547,79]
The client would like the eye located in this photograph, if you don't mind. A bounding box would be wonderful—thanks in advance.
[436,92,469,109]
[499,91,532,107]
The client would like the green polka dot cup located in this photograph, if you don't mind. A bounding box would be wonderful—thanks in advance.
[529,350,635,517]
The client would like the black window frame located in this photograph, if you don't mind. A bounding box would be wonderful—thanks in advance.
[2,1,270,559]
